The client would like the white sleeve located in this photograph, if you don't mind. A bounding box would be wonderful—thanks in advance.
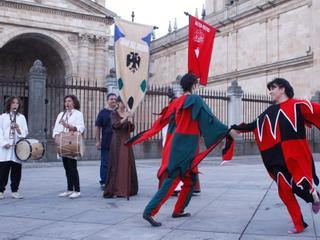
[0,113,10,147]
[75,111,85,134]
[52,112,63,138]
[0,114,10,147]
[17,114,28,138]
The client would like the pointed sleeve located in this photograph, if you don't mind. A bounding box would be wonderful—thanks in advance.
[300,101,320,129]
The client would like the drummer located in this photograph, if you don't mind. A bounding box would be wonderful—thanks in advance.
[0,96,28,200]
[53,95,85,199]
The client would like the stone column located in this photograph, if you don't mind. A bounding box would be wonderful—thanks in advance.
[27,60,47,140]
[227,80,243,127]
[95,36,108,84]
[172,74,183,97]
[106,68,118,94]
[78,33,90,79]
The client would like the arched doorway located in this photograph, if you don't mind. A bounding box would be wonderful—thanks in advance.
[0,33,72,82]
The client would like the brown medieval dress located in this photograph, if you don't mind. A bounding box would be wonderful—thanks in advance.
[103,111,138,198]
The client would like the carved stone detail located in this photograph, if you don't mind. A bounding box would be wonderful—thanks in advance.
[96,36,108,47]
[29,60,47,75]
[0,1,114,24]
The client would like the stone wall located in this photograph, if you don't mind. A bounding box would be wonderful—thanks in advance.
[150,0,319,98]
[0,0,115,84]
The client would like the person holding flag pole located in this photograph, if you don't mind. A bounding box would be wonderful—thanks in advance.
[112,17,154,200]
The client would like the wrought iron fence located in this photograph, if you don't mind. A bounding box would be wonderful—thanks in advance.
[134,85,171,140]
[0,80,29,117]
[242,93,272,140]
[45,78,107,140]
[196,88,229,125]
[0,80,232,142]
[2,78,313,144]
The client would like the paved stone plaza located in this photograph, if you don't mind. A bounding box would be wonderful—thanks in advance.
[0,156,319,240]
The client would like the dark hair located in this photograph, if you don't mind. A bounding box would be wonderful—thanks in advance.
[267,78,294,99]
[4,96,22,113]
[107,93,117,100]
[168,90,176,103]
[180,73,198,92]
[64,95,80,110]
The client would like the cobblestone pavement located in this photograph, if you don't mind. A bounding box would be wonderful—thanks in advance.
[0,157,319,240]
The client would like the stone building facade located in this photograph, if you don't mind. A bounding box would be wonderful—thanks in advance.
[150,0,320,98]
[0,0,116,85]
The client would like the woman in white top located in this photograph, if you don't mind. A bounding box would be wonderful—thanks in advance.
[52,95,85,199]
[0,97,28,200]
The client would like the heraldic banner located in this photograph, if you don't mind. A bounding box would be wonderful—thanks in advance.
[114,18,154,112]
[188,15,217,86]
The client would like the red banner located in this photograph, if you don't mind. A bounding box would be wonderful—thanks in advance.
[188,16,216,86]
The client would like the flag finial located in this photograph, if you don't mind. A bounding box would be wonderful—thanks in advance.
[152,29,156,40]
[174,18,178,31]
[168,21,172,33]
[201,5,206,20]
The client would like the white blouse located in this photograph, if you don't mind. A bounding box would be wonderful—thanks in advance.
[52,109,85,138]
[0,112,28,163]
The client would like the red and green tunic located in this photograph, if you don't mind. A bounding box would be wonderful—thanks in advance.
[127,94,230,177]
[127,94,230,216]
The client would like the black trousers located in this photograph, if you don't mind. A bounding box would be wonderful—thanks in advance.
[62,157,80,192]
[0,161,22,192]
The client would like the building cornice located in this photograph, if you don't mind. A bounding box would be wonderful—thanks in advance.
[1,0,114,24]
[151,0,308,54]
[73,0,116,17]
[207,54,314,85]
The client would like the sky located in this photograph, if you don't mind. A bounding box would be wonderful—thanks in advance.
[104,0,206,38]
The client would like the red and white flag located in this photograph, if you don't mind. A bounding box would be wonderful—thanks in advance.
[188,16,217,86]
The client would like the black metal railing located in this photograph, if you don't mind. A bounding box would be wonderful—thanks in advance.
[134,85,172,140]
[0,80,29,117]
[45,77,107,140]
[242,93,272,140]
[196,88,229,125]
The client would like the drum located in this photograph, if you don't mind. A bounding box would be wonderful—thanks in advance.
[55,131,84,158]
[15,138,45,161]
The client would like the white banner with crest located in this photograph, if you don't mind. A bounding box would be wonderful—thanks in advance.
[114,18,153,112]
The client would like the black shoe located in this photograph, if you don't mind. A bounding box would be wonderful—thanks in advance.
[143,213,162,227]
[172,212,191,218]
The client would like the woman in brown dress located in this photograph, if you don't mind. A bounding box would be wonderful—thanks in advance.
[103,96,138,198]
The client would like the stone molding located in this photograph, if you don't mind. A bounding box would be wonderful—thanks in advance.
[96,36,108,48]
[29,59,47,75]
[78,33,108,48]
[79,33,93,46]
[151,0,310,53]
[1,0,114,24]
[207,53,314,85]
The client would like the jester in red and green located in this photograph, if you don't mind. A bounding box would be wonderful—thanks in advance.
[126,73,234,227]
[231,78,320,234]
